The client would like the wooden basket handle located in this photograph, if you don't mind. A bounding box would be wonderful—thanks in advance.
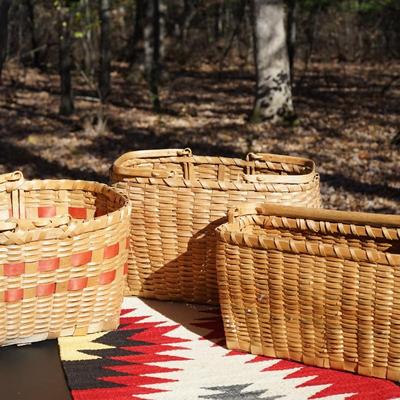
[228,203,400,228]
[227,204,259,223]
[0,171,24,191]
[112,148,193,179]
[255,203,400,228]
[244,153,317,184]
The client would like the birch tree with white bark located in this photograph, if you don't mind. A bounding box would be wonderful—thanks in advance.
[251,0,294,123]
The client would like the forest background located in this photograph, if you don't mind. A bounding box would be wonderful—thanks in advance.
[0,0,399,213]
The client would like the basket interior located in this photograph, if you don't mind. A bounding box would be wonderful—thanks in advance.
[237,215,400,254]
[123,155,313,181]
[0,184,124,222]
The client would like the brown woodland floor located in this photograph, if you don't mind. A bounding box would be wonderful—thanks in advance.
[0,61,399,213]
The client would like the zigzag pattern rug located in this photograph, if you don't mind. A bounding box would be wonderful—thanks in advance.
[59,297,400,400]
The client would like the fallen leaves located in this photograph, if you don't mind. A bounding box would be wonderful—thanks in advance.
[0,60,399,214]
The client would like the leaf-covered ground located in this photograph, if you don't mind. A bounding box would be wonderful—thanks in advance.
[0,61,399,213]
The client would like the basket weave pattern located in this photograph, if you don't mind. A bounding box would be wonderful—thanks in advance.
[112,149,320,304]
[0,172,130,346]
[216,203,400,380]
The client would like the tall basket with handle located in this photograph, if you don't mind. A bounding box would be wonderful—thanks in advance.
[112,148,321,304]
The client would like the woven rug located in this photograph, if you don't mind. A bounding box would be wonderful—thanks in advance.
[59,297,400,400]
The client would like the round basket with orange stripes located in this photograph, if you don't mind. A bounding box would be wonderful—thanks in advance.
[0,171,130,346]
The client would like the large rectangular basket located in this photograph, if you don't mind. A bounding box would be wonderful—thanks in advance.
[111,148,320,304]
[0,171,130,346]
[216,203,400,380]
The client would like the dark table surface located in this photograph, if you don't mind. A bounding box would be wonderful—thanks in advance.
[0,340,71,400]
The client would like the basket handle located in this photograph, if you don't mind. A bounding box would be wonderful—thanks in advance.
[227,204,259,223]
[244,152,317,184]
[255,203,400,228]
[0,171,24,192]
[112,148,193,180]
[228,202,400,228]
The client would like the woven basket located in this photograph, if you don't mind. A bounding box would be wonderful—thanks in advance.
[0,171,130,346]
[111,148,320,304]
[216,203,400,380]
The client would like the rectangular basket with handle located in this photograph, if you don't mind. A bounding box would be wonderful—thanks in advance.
[111,148,320,304]
[0,171,130,346]
[216,203,400,380]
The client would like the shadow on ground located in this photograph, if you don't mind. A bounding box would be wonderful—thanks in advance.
[0,61,399,212]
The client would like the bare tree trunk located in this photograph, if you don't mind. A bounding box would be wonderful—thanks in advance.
[15,1,23,63]
[144,0,161,112]
[286,0,297,82]
[129,0,145,64]
[219,0,246,68]
[99,0,111,101]
[25,0,39,67]
[0,0,13,84]
[59,4,74,115]
[213,2,221,41]
[301,4,319,76]
[159,0,167,62]
[180,0,196,46]
[251,0,294,123]
[82,0,95,76]
[244,1,253,65]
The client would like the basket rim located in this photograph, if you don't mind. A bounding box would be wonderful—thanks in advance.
[111,148,319,189]
[0,178,130,245]
[216,203,400,266]
[112,174,320,192]
[222,203,400,229]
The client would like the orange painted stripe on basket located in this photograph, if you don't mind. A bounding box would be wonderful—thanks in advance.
[99,270,116,285]
[3,270,118,301]
[104,243,119,259]
[36,282,56,297]
[38,206,57,217]
[126,238,130,249]
[38,258,60,272]
[123,262,128,275]
[68,277,89,291]
[4,262,25,276]
[4,288,24,302]
[71,251,92,267]
[68,207,87,219]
